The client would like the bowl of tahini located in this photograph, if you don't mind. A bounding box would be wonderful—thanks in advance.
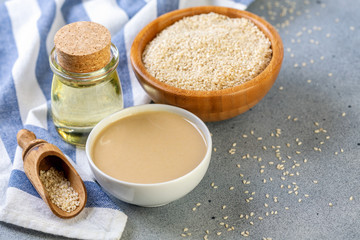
[86,104,212,207]
[130,6,283,122]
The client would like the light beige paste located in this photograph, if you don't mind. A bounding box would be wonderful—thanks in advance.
[92,111,207,184]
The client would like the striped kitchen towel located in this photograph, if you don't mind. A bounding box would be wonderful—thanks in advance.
[0,0,254,239]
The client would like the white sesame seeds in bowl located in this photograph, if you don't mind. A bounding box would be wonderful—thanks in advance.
[131,6,284,122]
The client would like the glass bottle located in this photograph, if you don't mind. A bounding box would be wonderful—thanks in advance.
[49,43,123,146]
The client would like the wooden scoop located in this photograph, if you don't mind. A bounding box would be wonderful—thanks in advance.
[17,129,87,218]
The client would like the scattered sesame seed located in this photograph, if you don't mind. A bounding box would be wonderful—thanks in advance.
[329,203,333,207]
[350,26,355,31]
[342,112,346,117]
[350,196,354,201]
[279,86,284,90]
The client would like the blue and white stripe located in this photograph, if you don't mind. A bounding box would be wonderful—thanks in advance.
[0,0,254,239]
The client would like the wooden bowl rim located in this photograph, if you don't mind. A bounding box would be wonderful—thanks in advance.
[130,6,283,97]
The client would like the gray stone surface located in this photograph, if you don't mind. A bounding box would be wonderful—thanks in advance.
[1,0,359,239]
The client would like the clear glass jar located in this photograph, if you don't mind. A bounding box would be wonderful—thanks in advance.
[49,43,123,146]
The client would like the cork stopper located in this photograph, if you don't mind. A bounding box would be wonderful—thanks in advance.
[54,21,111,73]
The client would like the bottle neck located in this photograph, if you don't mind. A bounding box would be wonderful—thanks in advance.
[50,43,119,85]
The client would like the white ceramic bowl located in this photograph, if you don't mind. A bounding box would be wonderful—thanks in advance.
[86,104,212,207]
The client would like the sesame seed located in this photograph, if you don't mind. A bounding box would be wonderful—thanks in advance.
[184,228,189,232]
[39,167,80,213]
[143,13,272,91]
[329,203,333,207]
[350,196,354,201]
[342,112,346,117]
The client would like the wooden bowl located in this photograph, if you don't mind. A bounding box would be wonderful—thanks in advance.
[130,6,283,122]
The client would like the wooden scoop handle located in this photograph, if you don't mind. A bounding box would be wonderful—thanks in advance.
[17,129,37,149]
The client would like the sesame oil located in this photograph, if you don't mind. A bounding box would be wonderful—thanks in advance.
[50,22,123,146]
